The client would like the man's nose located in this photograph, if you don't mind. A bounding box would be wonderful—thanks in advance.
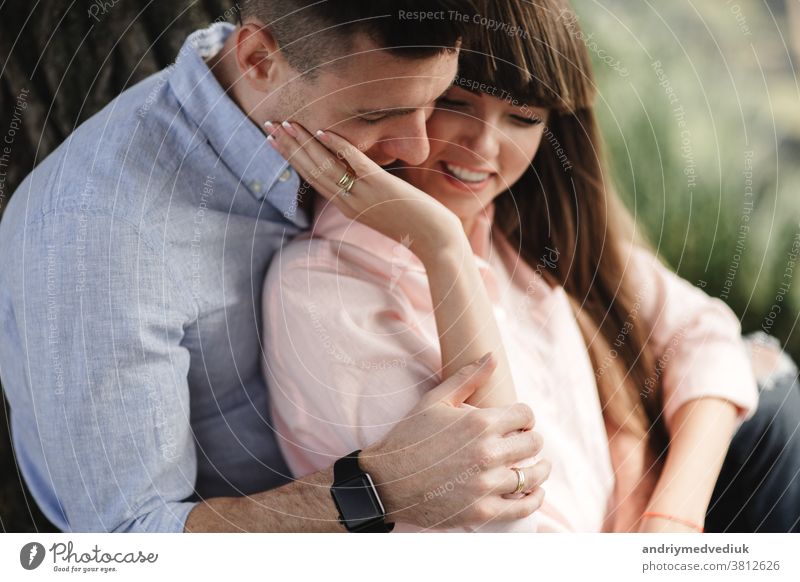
[381,111,431,165]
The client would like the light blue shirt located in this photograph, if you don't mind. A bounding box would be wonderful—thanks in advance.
[0,22,307,532]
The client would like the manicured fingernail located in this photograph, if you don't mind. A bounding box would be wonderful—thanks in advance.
[264,121,279,137]
[282,121,297,136]
[267,135,277,147]
[478,352,492,365]
[316,129,329,142]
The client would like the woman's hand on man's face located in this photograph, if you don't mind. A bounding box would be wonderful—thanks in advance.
[265,120,464,261]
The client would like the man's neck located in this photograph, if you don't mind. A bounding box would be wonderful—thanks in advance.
[207,32,311,215]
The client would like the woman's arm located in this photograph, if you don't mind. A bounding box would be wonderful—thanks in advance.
[414,230,518,407]
[639,397,738,532]
[619,245,760,532]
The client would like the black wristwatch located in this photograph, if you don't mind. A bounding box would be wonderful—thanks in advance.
[331,450,395,532]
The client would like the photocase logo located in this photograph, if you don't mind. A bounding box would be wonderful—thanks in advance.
[20,542,46,570]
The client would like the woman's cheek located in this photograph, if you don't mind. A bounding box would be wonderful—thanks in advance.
[516,132,546,176]
[502,144,537,186]
[527,132,546,162]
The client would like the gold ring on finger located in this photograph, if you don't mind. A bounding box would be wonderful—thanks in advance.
[511,467,526,495]
[336,168,356,197]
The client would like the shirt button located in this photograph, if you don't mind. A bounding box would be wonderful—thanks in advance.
[278,169,292,182]
[250,181,262,193]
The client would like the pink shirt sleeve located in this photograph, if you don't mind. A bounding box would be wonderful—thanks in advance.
[261,241,442,478]
[627,245,759,433]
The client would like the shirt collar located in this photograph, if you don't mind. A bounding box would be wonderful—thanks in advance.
[311,199,501,301]
[168,22,307,228]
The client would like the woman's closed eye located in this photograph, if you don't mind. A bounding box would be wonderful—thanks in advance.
[510,114,543,127]
[437,96,544,128]
[435,97,469,110]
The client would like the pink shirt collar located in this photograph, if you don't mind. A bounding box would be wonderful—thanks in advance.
[311,197,497,267]
[310,197,501,299]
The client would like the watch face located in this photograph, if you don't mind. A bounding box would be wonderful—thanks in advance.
[331,474,385,531]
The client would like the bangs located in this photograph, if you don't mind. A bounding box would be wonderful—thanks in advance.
[458,1,596,113]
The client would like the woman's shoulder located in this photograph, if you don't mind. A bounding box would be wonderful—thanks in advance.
[266,232,402,287]
[268,234,342,274]
[262,231,423,327]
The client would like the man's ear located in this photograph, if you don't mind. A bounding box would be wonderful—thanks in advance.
[234,21,286,92]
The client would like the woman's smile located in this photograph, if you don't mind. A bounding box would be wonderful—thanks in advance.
[398,85,549,222]
[437,160,497,192]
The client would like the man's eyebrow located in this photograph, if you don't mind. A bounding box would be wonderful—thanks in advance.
[354,87,452,117]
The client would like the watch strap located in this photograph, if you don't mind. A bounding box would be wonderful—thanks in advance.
[333,450,362,483]
[333,450,394,533]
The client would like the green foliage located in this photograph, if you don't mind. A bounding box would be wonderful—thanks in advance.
[574,0,800,361]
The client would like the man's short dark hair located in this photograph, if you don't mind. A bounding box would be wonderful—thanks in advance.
[239,0,481,74]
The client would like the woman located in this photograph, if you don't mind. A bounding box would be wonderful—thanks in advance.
[261,1,760,532]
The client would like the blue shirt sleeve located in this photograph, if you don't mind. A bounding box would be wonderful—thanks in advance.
[6,210,199,532]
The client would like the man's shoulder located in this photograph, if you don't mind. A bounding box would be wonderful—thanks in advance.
[0,67,197,272]
[4,68,200,225]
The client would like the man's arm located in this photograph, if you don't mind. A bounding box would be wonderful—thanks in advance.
[5,212,199,532]
[185,355,547,532]
[185,466,342,532]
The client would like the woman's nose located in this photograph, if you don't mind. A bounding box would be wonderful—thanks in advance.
[462,122,501,164]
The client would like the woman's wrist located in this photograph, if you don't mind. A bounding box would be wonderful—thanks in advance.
[412,219,472,267]
[639,511,704,533]
[641,497,707,532]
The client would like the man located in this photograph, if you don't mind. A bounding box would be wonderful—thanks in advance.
[0,1,548,533]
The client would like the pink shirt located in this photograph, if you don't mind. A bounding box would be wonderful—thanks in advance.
[262,200,758,532]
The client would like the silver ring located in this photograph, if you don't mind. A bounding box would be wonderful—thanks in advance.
[511,467,525,495]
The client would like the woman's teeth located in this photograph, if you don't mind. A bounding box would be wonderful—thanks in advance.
[444,163,491,183]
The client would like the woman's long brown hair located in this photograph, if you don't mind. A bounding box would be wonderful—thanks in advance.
[461,0,670,459]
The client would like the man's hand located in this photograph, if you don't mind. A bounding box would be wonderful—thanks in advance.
[360,353,550,529]
[184,353,549,532]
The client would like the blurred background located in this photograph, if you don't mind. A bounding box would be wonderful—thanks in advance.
[0,0,798,531]
[581,0,800,356]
